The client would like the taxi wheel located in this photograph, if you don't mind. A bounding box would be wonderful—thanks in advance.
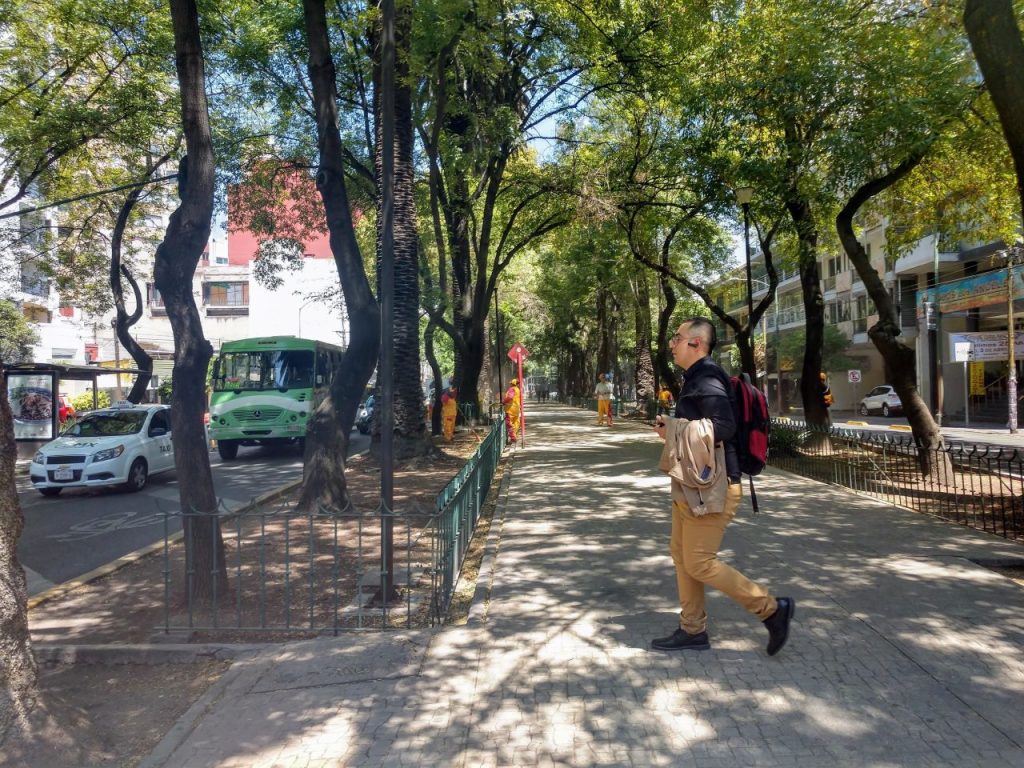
[39,487,62,497]
[859,404,869,416]
[882,404,890,417]
[125,458,148,492]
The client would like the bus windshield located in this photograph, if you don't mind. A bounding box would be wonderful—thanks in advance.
[216,350,314,391]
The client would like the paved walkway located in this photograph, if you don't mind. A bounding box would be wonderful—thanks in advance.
[141,404,1024,768]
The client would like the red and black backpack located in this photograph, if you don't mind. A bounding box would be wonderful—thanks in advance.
[730,373,770,513]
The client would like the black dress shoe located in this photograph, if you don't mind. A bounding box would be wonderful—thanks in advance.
[763,597,795,656]
[651,628,711,651]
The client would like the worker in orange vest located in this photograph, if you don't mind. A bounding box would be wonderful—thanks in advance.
[441,384,458,441]
[502,378,521,443]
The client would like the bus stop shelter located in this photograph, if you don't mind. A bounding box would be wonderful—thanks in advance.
[3,362,143,458]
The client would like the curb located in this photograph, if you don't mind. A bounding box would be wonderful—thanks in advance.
[27,477,303,611]
[466,453,516,626]
[846,420,869,426]
[889,424,913,432]
[34,643,267,666]
[136,648,266,768]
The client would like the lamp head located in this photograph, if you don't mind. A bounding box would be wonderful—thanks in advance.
[734,186,755,206]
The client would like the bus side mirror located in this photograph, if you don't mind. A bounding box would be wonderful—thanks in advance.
[211,358,221,384]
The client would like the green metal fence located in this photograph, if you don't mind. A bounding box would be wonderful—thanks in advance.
[159,418,507,635]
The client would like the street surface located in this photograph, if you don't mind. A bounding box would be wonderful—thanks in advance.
[827,415,1024,450]
[18,433,370,596]
[794,410,1024,451]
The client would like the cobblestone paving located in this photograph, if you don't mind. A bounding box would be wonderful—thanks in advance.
[144,404,1024,768]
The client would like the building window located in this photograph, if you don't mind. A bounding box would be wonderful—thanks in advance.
[147,283,166,308]
[203,281,248,307]
[20,273,49,297]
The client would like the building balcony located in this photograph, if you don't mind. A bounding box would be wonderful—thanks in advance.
[205,305,249,317]
[893,235,961,276]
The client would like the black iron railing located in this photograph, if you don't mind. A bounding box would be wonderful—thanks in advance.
[160,419,506,635]
[770,420,1024,541]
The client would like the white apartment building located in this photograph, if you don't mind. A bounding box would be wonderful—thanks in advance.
[713,223,1022,424]
[3,209,349,399]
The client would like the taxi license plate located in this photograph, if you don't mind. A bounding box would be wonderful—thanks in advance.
[54,466,73,481]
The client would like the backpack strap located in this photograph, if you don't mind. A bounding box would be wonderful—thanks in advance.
[748,475,759,516]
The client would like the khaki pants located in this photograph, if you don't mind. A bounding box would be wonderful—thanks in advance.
[669,483,776,634]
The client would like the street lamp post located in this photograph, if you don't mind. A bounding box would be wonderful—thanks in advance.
[297,299,316,338]
[735,186,755,379]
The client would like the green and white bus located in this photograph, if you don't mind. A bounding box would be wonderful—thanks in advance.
[209,336,344,460]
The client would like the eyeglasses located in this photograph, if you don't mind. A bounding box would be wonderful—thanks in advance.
[670,334,701,347]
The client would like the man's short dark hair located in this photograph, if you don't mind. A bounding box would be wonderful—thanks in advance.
[681,316,717,354]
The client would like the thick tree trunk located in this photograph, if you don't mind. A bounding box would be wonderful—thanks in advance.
[111,154,173,403]
[633,270,655,403]
[656,273,678,395]
[964,0,1024,218]
[596,287,613,376]
[736,329,756,382]
[0,376,36,737]
[299,0,380,509]
[449,173,477,409]
[424,319,443,436]
[113,265,153,404]
[155,0,225,601]
[786,194,830,430]
[371,0,425,460]
[836,149,950,478]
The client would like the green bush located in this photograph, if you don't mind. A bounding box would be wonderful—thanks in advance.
[158,377,172,403]
[70,390,110,412]
[769,423,810,457]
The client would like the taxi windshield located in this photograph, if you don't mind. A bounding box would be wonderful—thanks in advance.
[64,411,147,437]
[215,350,314,391]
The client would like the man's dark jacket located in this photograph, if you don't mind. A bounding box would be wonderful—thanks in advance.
[674,355,740,481]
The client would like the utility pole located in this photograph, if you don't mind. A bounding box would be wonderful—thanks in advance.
[1008,247,1019,434]
[931,234,944,425]
[377,0,399,604]
[111,318,124,401]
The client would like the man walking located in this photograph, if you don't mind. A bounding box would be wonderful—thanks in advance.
[652,316,794,655]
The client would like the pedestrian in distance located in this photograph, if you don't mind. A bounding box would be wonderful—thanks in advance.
[502,378,521,443]
[657,385,674,416]
[594,372,614,427]
[441,384,458,442]
[819,372,833,409]
[652,316,794,655]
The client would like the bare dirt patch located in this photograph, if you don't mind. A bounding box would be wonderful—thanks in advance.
[0,660,230,768]
[15,427,507,767]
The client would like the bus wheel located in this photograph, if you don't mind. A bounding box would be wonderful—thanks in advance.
[218,440,239,461]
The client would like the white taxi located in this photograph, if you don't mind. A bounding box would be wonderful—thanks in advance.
[29,403,175,497]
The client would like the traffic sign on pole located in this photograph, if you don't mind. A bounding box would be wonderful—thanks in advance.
[507,342,529,362]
